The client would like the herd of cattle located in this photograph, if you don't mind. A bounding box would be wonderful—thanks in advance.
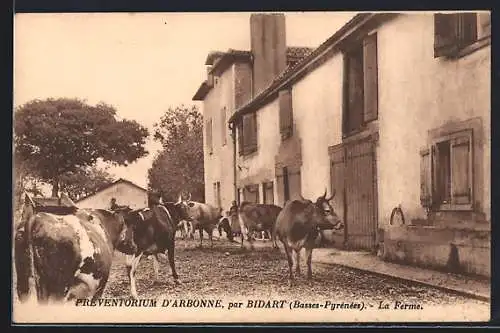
[14,190,344,304]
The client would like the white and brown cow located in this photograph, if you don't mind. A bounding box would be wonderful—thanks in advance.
[274,190,344,286]
[14,198,136,304]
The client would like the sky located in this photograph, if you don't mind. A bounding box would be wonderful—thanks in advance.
[14,11,356,191]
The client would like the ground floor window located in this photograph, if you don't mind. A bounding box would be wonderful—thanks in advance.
[262,181,274,205]
[244,184,260,203]
[421,128,473,211]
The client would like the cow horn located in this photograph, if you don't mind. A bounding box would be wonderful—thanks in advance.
[177,194,182,203]
[326,189,336,201]
[299,193,306,201]
[187,192,192,202]
[322,188,327,199]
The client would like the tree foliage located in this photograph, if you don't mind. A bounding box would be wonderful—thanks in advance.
[148,105,204,202]
[14,98,149,196]
[59,166,115,201]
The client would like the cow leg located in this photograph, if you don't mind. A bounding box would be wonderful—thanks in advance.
[271,230,279,250]
[305,247,313,280]
[282,242,294,287]
[166,246,180,285]
[208,227,214,248]
[152,254,160,282]
[126,253,144,300]
[294,249,301,276]
[198,227,203,248]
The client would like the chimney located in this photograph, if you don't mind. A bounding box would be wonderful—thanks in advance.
[250,13,287,97]
[206,65,214,87]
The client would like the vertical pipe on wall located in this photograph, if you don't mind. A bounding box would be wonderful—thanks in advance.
[229,122,239,205]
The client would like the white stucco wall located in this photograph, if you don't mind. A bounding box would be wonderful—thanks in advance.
[237,98,281,202]
[203,66,235,210]
[293,55,344,200]
[76,182,147,210]
[376,13,491,224]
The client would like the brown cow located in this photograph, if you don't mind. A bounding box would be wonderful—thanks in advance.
[274,190,343,286]
[238,202,282,249]
[177,193,223,248]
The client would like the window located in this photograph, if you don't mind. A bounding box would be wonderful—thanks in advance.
[213,181,221,209]
[244,184,260,203]
[206,118,213,154]
[343,33,378,137]
[221,107,227,146]
[434,12,491,58]
[263,181,274,204]
[420,129,473,211]
[279,89,293,140]
[238,112,258,156]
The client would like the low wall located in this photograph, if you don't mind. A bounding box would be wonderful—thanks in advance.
[382,224,490,278]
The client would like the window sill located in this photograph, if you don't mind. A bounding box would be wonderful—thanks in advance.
[438,203,473,211]
[444,36,491,60]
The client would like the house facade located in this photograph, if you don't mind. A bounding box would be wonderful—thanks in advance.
[194,12,491,278]
[75,178,148,210]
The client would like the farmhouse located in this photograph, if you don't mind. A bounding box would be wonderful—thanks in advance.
[193,12,491,278]
[75,178,148,210]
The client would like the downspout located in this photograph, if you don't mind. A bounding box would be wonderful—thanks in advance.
[229,121,238,205]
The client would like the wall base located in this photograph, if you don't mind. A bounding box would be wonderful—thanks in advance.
[382,224,490,278]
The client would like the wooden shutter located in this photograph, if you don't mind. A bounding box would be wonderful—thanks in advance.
[450,135,472,205]
[434,13,459,57]
[263,181,274,205]
[221,107,227,146]
[283,167,290,202]
[279,89,293,140]
[288,169,302,201]
[419,147,433,208]
[363,33,378,123]
[242,112,257,154]
[206,118,213,154]
[345,47,364,133]
[458,13,478,46]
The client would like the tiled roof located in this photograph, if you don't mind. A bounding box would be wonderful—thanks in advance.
[286,46,314,62]
[75,178,147,203]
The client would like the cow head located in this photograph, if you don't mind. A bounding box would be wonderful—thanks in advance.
[313,189,344,231]
[176,191,195,218]
[113,209,138,255]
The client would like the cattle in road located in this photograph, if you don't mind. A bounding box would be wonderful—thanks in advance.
[274,190,344,286]
[177,193,223,248]
[122,202,186,299]
[238,202,282,249]
[14,204,136,304]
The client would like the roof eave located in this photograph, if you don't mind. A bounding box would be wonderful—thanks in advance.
[192,81,211,101]
[228,13,398,124]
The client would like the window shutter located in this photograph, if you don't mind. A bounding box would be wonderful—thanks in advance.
[363,33,378,123]
[288,169,302,201]
[458,13,478,46]
[263,181,274,204]
[330,146,345,221]
[420,148,433,208]
[434,13,459,57]
[450,135,472,204]
[279,89,293,140]
[206,118,213,154]
[220,107,227,146]
[242,112,257,154]
[342,53,349,136]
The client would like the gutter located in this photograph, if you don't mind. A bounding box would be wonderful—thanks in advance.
[228,12,398,124]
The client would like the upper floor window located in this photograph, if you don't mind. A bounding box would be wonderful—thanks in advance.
[279,89,293,141]
[221,107,227,146]
[206,117,213,155]
[434,12,491,58]
[238,112,258,156]
[342,33,378,137]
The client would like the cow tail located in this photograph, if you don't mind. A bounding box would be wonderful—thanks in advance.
[24,214,39,302]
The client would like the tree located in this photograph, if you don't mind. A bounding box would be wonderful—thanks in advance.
[14,98,149,197]
[59,166,115,201]
[148,105,204,202]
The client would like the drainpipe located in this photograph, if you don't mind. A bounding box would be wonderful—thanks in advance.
[229,121,238,205]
